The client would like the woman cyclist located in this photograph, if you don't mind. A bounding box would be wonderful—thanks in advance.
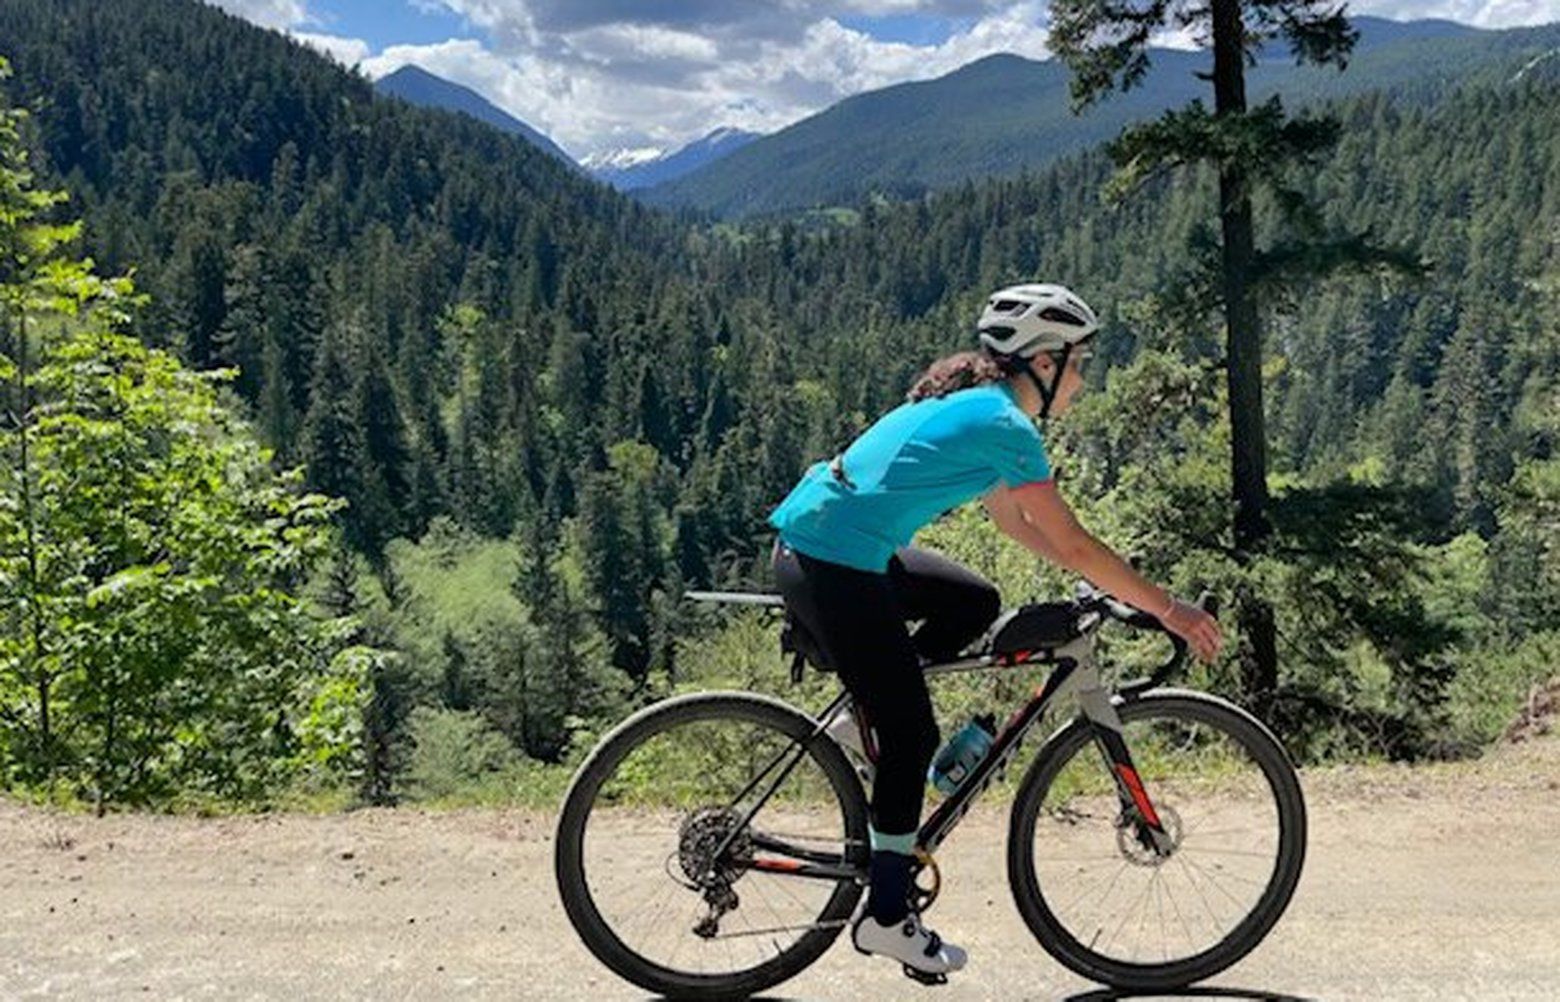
[769,283,1224,978]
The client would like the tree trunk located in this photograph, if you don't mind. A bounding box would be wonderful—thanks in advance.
[1211,0,1279,707]
[364,662,398,806]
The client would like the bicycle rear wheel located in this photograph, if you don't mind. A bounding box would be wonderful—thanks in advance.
[554,691,869,999]
[1007,689,1306,991]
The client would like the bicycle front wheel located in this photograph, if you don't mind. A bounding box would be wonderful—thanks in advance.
[554,691,869,1000]
[1007,689,1306,991]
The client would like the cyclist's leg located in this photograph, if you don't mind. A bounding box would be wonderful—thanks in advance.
[773,544,938,923]
[888,546,1001,662]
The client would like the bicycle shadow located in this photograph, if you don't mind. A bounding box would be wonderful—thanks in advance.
[648,987,1310,1002]
[1063,988,1313,1002]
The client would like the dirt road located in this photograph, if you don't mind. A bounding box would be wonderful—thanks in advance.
[4,733,1559,1001]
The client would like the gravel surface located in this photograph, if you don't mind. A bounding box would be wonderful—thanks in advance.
[3,734,1558,1001]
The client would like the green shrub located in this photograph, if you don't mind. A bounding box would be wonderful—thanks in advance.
[403,706,527,802]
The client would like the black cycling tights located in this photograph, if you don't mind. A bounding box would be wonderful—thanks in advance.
[772,543,1000,837]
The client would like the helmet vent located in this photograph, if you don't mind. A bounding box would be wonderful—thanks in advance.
[1039,307,1087,326]
[992,299,1026,313]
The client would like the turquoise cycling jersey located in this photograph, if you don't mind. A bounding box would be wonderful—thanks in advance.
[769,383,1051,572]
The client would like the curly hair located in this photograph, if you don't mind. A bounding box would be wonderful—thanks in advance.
[906,350,1015,402]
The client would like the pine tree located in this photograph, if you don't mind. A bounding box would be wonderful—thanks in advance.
[215,242,266,399]
[300,315,370,547]
[577,441,672,682]
[1050,0,1417,708]
[257,327,298,457]
[355,340,413,547]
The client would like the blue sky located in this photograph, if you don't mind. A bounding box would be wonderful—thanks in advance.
[213,1,1560,159]
[306,1,469,49]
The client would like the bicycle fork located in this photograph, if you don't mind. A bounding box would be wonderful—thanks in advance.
[1077,686,1176,857]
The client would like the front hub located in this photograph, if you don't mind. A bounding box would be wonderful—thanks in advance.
[1117,803,1182,865]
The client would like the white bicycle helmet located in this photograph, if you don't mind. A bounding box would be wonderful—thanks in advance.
[976,283,1098,358]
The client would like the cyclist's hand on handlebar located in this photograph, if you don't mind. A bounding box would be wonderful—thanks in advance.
[1163,598,1223,663]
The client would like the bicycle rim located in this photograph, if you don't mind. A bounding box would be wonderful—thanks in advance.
[1009,691,1305,989]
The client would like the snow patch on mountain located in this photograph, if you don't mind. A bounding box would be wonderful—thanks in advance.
[586,128,760,191]
[581,147,667,171]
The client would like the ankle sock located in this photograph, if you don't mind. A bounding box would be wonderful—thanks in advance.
[866,850,913,924]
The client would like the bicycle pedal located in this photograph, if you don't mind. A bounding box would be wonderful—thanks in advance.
[901,964,948,987]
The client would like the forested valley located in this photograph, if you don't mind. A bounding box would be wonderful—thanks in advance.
[1,0,1556,810]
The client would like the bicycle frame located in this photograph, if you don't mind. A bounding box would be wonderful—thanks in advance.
[731,620,1176,886]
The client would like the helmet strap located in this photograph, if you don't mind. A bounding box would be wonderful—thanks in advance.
[1026,343,1072,421]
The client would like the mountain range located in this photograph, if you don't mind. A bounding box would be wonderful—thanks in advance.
[641,16,1560,217]
[362,17,1559,218]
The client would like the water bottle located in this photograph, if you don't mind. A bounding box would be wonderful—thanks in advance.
[825,708,875,785]
[928,714,996,795]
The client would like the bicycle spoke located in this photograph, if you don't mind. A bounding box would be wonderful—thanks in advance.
[1178,844,1274,859]
[1179,852,1267,889]
[1103,868,1156,954]
[1158,866,1197,957]
[1183,826,1271,840]
[1175,852,1229,929]
[1153,871,1169,962]
[1054,857,1131,925]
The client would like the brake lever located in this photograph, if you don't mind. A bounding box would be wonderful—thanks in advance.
[1111,597,1193,699]
[1084,584,1211,695]
[1120,633,1187,700]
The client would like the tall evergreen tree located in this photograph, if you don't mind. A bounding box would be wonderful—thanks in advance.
[1050,0,1411,708]
[215,242,266,398]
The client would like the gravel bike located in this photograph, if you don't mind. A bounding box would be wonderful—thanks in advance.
[554,582,1306,998]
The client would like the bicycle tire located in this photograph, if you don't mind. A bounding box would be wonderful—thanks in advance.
[1006,688,1307,991]
[555,691,869,1000]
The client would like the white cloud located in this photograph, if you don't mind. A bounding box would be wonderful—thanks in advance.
[206,0,310,31]
[361,2,1054,157]
[223,0,1560,159]
[1150,24,1204,51]
[292,31,372,66]
[568,24,722,66]
[431,1,1010,40]
[1351,0,1560,28]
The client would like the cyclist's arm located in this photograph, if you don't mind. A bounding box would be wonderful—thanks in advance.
[983,481,1222,660]
[981,484,1070,565]
[984,481,1167,611]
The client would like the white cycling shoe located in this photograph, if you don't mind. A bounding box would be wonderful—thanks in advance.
[851,910,968,983]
